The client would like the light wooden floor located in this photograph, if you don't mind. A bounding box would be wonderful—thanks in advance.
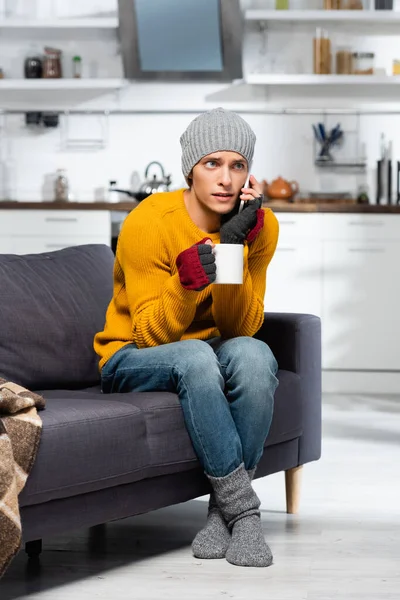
[2,394,400,600]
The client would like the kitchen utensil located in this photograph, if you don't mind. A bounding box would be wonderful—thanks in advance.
[264,176,299,201]
[139,161,172,196]
[213,244,244,285]
[387,140,393,204]
[107,162,172,203]
[313,122,344,162]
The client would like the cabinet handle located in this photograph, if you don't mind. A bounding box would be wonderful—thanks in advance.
[348,221,384,227]
[44,217,78,223]
[279,220,297,226]
[277,247,296,252]
[45,244,69,249]
[348,248,385,253]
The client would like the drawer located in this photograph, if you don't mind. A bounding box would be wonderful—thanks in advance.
[0,236,111,255]
[274,213,323,243]
[322,214,400,241]
[0,210,111,237]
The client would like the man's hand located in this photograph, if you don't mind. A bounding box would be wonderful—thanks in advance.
[176,238,216,291]
[220,174,264,245]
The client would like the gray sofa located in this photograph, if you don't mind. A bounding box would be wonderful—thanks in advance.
[0,244,321,559]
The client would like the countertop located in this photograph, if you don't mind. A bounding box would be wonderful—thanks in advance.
[1,200,400,213]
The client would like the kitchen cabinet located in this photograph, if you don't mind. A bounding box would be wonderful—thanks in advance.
[0,210,111,254]
[265,213,323,317]
[265,211,400,373]
[265,241,322,318]
[322,240,400,371]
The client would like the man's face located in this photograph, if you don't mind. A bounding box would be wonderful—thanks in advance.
[189,151,249,216]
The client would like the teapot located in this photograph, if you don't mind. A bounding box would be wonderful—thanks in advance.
[264,176,299,201]
[139,161,172,197]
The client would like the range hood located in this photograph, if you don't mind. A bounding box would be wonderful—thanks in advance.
[118,0,243,82]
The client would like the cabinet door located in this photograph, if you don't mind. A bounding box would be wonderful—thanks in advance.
[322,241,400,370]
[0,236,111,255]
[264,241,322,318]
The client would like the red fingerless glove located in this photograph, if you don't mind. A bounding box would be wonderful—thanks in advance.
[246,209,264,243]
[176,238,216,291]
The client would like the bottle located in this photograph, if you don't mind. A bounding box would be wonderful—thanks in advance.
[72,56,82,79]
[108,180,120,203]
[313,28,331,75]
[275,0,289,8]
[54,169,69,202]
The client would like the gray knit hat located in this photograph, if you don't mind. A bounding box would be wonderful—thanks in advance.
[180,108,256,183]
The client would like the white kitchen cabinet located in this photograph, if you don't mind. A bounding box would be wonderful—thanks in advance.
[265,213,323,317]
[0,210,111,254]
[1,236,111,255]
[265,240,322,317]
[322,240,400,371]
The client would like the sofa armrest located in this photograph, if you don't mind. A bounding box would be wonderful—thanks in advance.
[255,312,322,465]
[254,312,321,376]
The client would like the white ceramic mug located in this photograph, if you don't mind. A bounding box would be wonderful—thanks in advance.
[213,244,244,285]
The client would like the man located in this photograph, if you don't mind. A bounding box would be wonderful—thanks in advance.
[94,108,279,567]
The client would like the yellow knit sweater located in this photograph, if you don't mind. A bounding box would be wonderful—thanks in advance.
[94,188,279,369]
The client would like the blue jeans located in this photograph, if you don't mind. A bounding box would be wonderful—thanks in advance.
[101,337,279,477]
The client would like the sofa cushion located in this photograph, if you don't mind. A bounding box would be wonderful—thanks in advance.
[0,244,114,390]
[19,369,302,507]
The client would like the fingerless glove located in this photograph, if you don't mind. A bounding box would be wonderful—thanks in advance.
[176,238,216,291]
[220,197,264,245]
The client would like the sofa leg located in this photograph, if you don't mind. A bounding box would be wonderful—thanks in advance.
[285,466,303,514]
[25,539,42,559]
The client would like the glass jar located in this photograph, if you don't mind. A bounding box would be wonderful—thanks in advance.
[393,60,400,76]
[352,52,374,75]
[336,49,353,74]
[324,0,342,8]
[54,169,69,202]
[72,55,82,78]
[313,29,331,75]
[43,48,62,79]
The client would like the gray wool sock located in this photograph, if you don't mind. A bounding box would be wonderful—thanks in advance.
[192,492,231,559]
[207,463,273,568]
[226,514,273,568]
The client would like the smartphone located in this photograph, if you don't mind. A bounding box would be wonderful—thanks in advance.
[238,173,251,214]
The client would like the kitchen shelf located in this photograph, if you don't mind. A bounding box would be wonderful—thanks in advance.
[246,74,400,86]
[245,9,400,24]
[0,79,125,90]
[0,79,126,110]
[0,18,119,29]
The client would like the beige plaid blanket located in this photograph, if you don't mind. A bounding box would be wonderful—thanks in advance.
[0,378,45,578]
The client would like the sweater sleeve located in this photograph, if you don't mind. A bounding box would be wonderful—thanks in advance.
[211,208,279,338]
[118,211,199,348]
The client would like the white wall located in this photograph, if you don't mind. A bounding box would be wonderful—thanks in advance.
[1,0,400,202]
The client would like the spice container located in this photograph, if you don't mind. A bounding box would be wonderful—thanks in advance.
[275,0,289,8]
[336,49,353,74]
[352,52,374,75]
[43,47,62,79]
[324,0,342,8]
[54,169,69,202]
[313,29,331,75]
[393,60,400,75]
[72,55,82,78]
